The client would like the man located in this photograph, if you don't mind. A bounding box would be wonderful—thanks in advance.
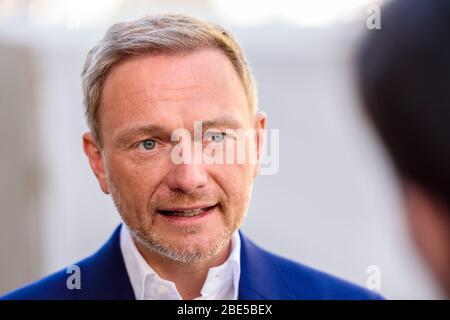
[358,0,450,298]
[2,14,381,300]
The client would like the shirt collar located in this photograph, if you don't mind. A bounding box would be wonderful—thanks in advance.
[119,223,241,300]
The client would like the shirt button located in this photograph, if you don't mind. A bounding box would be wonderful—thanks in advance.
[158,285,168,295]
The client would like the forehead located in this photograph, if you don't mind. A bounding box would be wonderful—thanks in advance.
[100,48,250,139]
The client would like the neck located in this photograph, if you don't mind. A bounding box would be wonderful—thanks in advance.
[134,239,232,300]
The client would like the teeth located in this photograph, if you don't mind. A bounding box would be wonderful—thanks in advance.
[158,205,217,217]
[166,208,207,217]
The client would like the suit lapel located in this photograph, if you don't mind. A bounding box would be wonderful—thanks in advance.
[80,225,135,299]
[238,231,291,300]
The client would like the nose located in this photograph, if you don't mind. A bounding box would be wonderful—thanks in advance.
[165,163,208,194]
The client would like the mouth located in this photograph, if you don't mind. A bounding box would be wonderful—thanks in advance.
[157,204,218,218]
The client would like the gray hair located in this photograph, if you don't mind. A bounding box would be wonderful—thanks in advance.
[81,14,258,147]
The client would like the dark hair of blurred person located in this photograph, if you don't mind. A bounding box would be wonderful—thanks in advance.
[358,0,450,298]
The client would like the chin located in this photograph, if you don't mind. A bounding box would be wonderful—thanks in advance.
[150,229,232,263]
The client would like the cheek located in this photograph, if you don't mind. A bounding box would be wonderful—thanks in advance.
[213,164,254,209]
[106,153,164,203]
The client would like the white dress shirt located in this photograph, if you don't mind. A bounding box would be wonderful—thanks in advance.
[119,223,241,300]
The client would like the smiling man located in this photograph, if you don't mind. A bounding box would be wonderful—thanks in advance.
[2,14,381,300]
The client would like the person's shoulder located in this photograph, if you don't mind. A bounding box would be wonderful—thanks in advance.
[264,248,384,300]
[0,255,96,300]
[0,225,128,300]
[0,250,101,300]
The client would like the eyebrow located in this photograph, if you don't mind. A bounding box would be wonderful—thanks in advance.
[200,115,244,130]
[113,115,244,145]
[114,124,169,145]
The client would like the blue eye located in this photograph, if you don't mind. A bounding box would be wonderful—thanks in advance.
[206,132,226,143]
[141,139,156,150]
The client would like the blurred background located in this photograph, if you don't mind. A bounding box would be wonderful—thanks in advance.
[0,0,442,299]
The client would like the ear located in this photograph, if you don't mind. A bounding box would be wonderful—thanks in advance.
[403,180,450,297]
[252,111,267,178]
[82,132,110,194]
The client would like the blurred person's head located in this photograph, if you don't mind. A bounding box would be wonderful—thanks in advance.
[81,15,266,264]
[358,0,450,297]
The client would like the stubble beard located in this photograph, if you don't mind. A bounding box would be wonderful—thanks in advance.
[108,180,250,264]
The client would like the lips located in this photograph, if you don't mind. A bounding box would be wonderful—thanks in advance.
[157,204,217,218]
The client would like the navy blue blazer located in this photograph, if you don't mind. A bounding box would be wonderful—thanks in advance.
[1,225,383,300]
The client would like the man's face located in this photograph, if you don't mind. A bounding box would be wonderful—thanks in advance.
[84,49,265,263]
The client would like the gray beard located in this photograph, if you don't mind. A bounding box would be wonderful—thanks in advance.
[126,222,233,263]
